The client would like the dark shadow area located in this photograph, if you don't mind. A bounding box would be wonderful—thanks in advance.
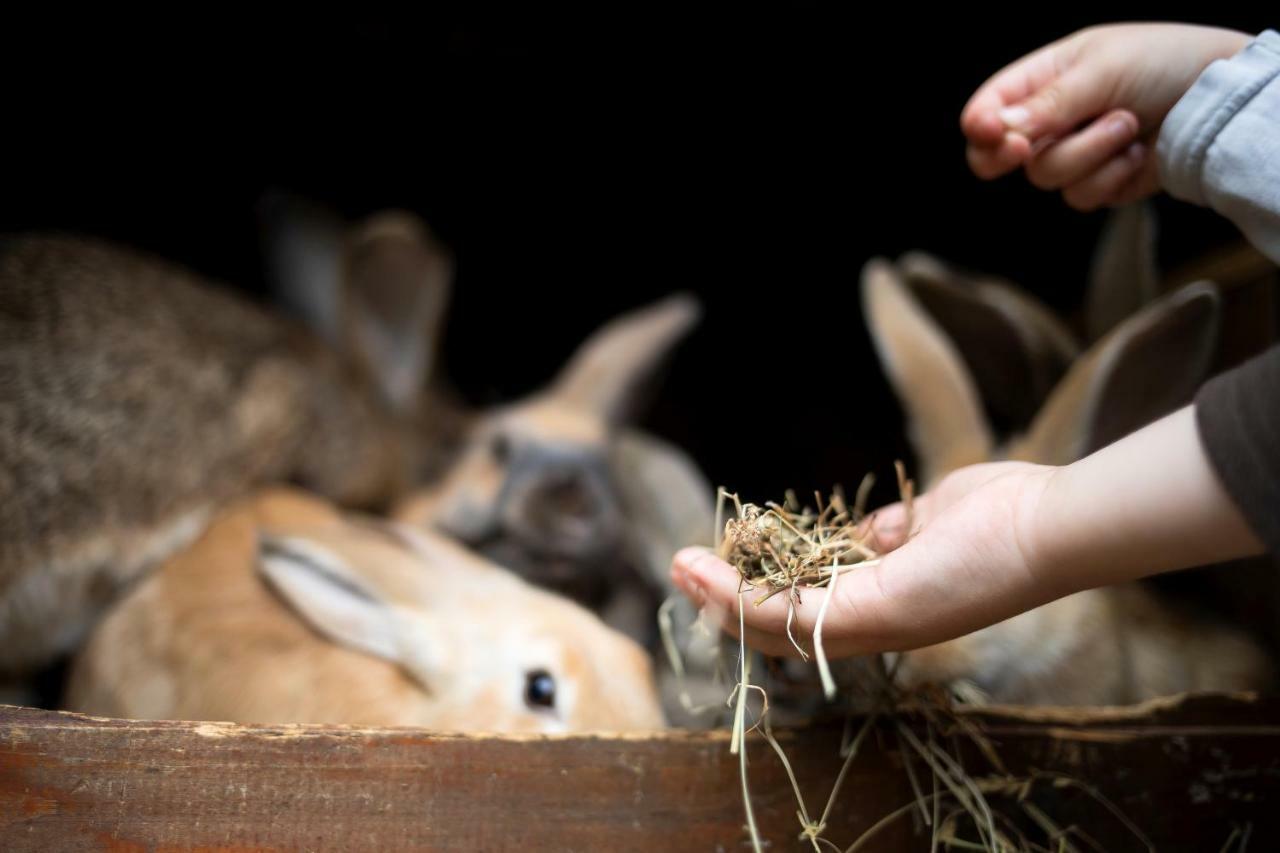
[2,5,1271,510]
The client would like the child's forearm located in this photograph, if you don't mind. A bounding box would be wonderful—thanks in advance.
[1030,405,1265,595]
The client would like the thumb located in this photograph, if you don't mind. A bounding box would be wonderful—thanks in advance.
[999,63,1112,143]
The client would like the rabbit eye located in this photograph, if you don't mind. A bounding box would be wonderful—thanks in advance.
[524,669,556,709]
[489,432,511,464]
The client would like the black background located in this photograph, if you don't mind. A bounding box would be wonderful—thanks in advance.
[4,7,1271,505]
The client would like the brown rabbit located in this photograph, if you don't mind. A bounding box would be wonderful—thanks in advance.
[65,489,665,732]
[0,204,701,673]
[861,227,1272,704]
[0,219,449,674]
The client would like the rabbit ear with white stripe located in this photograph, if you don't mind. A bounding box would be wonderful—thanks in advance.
[258,533,402,663]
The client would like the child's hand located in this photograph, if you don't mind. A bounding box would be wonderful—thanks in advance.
[671,408,1264,658]
[963,24,1251,210]
[671,461,1060,659]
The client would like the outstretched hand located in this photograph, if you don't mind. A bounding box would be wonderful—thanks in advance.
[671,408,1265,660]
[670,462,1059,658]
[962,23,1250,210]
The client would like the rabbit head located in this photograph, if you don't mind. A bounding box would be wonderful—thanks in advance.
[393,296,702,608]
[858,206,1270,704]
[66,490,666,732]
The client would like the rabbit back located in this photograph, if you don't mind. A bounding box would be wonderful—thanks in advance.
[0,236,407,671]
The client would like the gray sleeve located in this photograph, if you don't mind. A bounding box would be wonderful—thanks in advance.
[1158,30,1280,263]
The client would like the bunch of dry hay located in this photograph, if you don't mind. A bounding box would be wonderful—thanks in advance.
[716,464,909,699]
[668,465,1153,853]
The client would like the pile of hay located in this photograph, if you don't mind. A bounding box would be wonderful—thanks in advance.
[716,465,908,699]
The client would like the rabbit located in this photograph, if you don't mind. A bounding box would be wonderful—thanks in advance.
[0,218,452,674]
[860,214,1273,705]
[264,195,711,646]
[0,201,703,675]
[388,297,703,641]
[893,205,1280,676]
[64,488,666,732]
[604,430,725,724]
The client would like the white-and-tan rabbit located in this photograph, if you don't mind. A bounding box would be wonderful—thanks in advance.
[65,488,666,732]
[0,202,704,673]
[861,213,1272,705]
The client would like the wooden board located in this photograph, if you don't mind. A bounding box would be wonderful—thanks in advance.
[4,694,1280,851]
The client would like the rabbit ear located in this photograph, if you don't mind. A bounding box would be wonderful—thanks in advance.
[897,252,1079,427]
[1016,282,1221,465]
[340,212,454,412]
[548,294,700,423]
[258,190,347,347]
[862,258,994,485]
[611,429,716,592]
[258,533,402,663]
[259,194,454,413]
[1085,202,1161,341]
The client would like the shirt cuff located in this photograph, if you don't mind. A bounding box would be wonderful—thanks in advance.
[1159,30,1280,206]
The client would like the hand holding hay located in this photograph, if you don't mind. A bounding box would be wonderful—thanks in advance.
[711,468,909,699]
[665,466,1157,850]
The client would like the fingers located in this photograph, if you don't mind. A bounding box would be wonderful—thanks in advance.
[1024,110,1138,189]
[964,31,1136,192]
[860,501,912,552]
[967,132,1033,180]
[966,69,1115,181]
[860,463,1019,552]
[961,41,1069,145]
[962,43,1067,178]
[670,547,793,633]
[962,29,1166,208]
[1060,142,1153,211]
[670,546,897,658]
[996,61,1112,145]
[1105,151,1162,207]
[670,548,799,656]
[1021,108,1158,209]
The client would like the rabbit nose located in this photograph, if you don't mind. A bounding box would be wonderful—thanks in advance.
[530,469,603,531]
[505,459,621,556]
